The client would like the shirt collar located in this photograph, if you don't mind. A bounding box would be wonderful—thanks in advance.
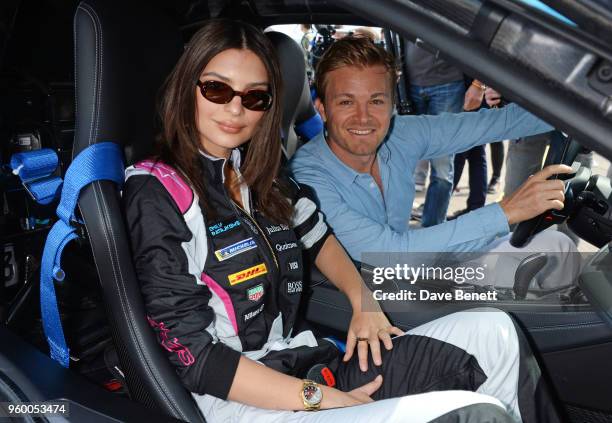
[198,147,244,183]
[313,132,391,185]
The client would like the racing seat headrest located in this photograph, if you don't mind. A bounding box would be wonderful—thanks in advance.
[73,0,183,164]
[266,31,320,158]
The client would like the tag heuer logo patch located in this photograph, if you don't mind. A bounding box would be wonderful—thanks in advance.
[247,284,264,301]
[228,263,267,285]
[214,238,257,261]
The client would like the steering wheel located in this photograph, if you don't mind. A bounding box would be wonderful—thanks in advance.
[510,132,585,247]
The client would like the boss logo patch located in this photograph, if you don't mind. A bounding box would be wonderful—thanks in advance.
[214,238,257,261]
[287,280,303,294]
[247,284,264,302]
[228,263,267,285]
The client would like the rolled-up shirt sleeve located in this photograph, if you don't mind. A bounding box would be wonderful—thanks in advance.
[396,103,554,161]
[293,175,509,262]
[124,175,241,399]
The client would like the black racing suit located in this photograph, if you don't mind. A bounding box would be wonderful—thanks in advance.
[124,148,336,399]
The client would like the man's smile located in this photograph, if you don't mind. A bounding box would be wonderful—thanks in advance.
[347,128,376,135]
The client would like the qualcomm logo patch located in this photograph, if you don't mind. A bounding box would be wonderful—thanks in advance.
[214,238,257,261]
[275,242,298,252]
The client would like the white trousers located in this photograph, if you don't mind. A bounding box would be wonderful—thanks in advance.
[193,309,524,423]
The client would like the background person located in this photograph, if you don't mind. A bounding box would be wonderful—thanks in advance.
[405,41,464,226]
[449,79,489,219]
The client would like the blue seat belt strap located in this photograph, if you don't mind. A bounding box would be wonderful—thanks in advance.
[40,142,124,367]
[10,148,63,205]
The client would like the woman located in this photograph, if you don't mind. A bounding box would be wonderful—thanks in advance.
[123,20,549,422]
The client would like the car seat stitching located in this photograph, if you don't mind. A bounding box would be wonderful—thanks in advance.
[73,8,79,158]
[78,6,97,147]
[512,311,596,316]
[528,322,604,331]
[92,182,166,400]
[78,5,186,416]
[95,182,186,418]
[87,5,103,144]
[90,184,172,411]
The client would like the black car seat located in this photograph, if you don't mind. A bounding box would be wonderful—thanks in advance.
[72,1,321,420]
[73,0,204,421]
[266,31,320,158]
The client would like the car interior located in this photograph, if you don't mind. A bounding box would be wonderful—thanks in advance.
[1,0,612,422]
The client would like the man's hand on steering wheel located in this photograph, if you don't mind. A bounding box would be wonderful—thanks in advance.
[500,164,573,225]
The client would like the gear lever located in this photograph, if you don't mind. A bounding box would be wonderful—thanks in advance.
[514,253,548,299]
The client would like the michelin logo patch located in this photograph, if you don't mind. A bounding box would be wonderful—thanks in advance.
[215,238,257,261]
[247,284,264,301]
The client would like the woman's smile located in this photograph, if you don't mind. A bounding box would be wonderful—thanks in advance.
[215,120,246,134]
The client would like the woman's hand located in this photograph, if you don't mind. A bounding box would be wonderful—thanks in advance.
[343,303,404,372]
[321,375,383,409]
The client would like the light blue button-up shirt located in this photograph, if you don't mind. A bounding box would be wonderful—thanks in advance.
[289,104,553,262]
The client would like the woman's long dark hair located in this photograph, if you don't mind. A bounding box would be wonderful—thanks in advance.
[156,19,292,224]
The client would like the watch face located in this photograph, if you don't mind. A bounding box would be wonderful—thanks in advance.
[303,384,322,405]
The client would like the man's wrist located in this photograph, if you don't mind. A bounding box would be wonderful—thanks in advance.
[498,198,517,225]
[344,282,366,310]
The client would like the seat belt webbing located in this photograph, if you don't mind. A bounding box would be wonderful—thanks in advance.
[40,142,124,367]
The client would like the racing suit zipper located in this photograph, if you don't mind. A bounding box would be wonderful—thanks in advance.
[231,200,279,270]
[220,154,279,270]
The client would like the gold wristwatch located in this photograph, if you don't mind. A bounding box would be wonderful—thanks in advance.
[300,379,323,411]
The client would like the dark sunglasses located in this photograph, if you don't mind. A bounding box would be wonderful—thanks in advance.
[196,80,273,111]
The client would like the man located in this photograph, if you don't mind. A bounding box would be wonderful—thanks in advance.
[290,36,579,289]
[405,40,465,226]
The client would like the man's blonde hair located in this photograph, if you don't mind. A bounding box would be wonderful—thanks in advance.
[314,36,399,102]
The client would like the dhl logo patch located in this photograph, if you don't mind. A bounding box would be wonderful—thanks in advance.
[228,263,267,285]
